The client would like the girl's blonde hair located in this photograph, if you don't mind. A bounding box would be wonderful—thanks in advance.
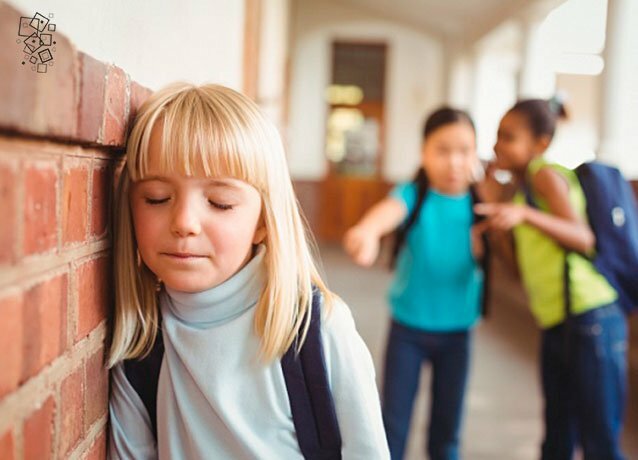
[108,82,334,368]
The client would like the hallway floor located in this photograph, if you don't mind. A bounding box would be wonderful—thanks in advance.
[317,243,638,459]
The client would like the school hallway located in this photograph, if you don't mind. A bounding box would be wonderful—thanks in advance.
[317,243,638,460]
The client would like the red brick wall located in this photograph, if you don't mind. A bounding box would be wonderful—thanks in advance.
[0,4,151,459]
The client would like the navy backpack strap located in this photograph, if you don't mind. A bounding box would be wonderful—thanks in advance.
[123,318,164,441]
[522,180,574,319]
[470,185,491,317]
[281,289,342,460]
[390,168,429,268]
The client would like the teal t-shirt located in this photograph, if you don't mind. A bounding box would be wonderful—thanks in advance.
[388,183,483,331]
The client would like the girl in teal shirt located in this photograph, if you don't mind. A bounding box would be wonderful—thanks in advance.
[344,108,485,460]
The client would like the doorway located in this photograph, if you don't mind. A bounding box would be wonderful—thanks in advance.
[318,41,392,242]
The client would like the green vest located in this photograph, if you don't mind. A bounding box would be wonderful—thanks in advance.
[512,157,617,329]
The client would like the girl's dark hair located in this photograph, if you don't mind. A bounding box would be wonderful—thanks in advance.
[423,106,475,139]
[390,107,475,268]
[509,97,568,140]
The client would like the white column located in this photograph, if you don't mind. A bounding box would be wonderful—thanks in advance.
[469,48,484,117]
[598,0,638,178]
[516,7,556,99]
[446,45,474,110]
[441,41,462,106]
[257,0,291,131]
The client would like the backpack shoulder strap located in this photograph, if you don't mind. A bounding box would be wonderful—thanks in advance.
[404,170,429,232]
[281,288,342,460]
[123,318,164,441]
[470,185,491,318]
[391,169,429,267]
[519,168,574,318]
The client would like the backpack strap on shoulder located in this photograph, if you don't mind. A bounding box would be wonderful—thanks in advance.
[391,168,429,268]
[123,317,164,442]
[281,288,342,460]
[520,169,574,320]
[470,185,491,318]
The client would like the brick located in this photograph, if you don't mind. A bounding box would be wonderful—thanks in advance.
[22,274,68,381]
[102,66,128,146]
[0,4,37,135]
[91,163,111,238]
[0,3,78,140]
[62,166,89,244]
[83,430,106,460]
[23,163,57,255]
[60,369,84,456]
[35,32,79,139]
[85,348,108,428]
[0,293,22,398]
[24,396,55,460]
[76,257,109,340]
[77,53,107,143]
[0,3,144,147]
[0,429,15,460]
[0,163,17,263]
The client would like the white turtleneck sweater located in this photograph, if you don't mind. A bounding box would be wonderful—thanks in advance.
[108,247,389,459]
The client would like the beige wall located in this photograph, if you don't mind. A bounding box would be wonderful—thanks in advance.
[287,0,444,182]
[548,73,601,168]
[8,0,246,90]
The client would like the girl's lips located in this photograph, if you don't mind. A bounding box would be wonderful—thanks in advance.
[161,252,208,259]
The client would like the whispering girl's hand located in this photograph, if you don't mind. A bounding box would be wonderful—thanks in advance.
[474,203,529,231]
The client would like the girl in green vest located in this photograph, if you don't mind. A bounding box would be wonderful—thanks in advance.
[476,98,627,460]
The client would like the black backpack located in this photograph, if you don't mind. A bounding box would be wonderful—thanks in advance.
[123,289,342,460]
[391,169,491,316]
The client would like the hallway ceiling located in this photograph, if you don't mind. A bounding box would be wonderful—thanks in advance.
[334,0,565,42]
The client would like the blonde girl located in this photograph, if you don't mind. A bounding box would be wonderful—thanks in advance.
[107,83,389,459]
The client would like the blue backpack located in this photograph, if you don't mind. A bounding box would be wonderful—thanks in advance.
[525,161,638,316]
[575,162,638,315]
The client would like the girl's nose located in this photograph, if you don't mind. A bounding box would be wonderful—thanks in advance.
[450,152,464,169]
[170,200,202,237]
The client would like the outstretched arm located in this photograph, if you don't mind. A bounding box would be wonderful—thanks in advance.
[343,197,407,267]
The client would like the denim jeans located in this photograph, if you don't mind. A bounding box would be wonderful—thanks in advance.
[382,320,471,460]
[540,302,628,460]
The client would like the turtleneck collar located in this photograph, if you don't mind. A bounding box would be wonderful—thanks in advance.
[162,245,266,326]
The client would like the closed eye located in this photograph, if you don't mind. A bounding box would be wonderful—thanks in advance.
[145,197,170,205]
[209,200,234,210]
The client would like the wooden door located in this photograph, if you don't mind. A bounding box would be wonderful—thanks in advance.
[318,42,391,242]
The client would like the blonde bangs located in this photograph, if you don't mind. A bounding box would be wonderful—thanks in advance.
[127,83,269,192]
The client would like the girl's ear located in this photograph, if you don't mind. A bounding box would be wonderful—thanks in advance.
[252,223,267,245]
[533,135,552,154]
